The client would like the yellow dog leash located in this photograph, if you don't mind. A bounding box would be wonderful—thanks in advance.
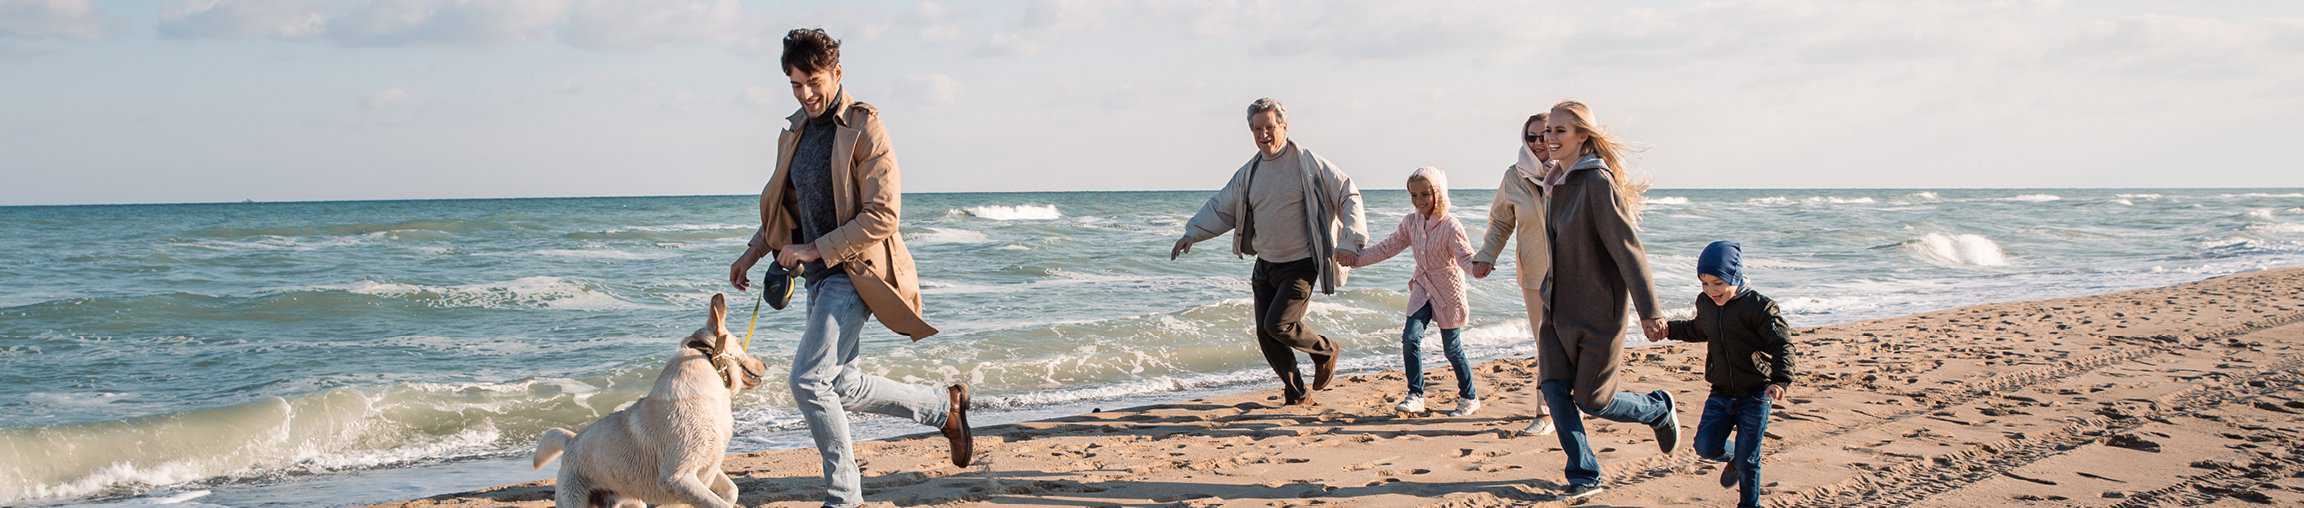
[740,288,763,351]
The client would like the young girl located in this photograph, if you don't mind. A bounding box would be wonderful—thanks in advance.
[1345,166,1483,416]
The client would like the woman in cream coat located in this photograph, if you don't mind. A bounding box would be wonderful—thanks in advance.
[1470,113,1557,437]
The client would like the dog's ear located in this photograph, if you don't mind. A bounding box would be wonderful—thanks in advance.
[706,293,728,335]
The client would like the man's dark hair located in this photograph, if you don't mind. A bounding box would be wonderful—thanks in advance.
[781,28,841,75]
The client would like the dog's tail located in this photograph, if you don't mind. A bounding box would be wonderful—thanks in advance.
[532,427,576,469]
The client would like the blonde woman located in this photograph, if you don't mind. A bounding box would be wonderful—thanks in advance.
[1472,113,1559,437]
[1532,100,1676,500]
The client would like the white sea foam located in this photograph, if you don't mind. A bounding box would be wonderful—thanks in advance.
[23,391,137,408]
[1902,233,2011,267]
[1773,295,1885,316]
[615,223,753,232]
[1745,196,1875,205]
[2247,208,2277,221]
[0,374,690,505]
[2217,193,2304,199]
[1743,257,1831,270]
[333,276,643,310]
[173,235,365,252]
[953,204,1062,221]
[1997,194,2063,202]
[2254,224,2304,234]
[1649,196,1691,205]
[532,248,674,260]
[909,227,993,245]
[2115,193,2163,200]
[1901,191,1943,203]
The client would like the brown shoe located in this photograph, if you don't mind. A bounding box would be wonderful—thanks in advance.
[1311,348,1339,391]
[943,384,973,467]
[1284,391,1316,406]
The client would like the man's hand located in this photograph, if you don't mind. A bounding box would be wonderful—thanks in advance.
[1765,384,1787,402]
[1170,238,1194,260]
[777,244,822,268]
[1469,261,1495,279]
[728,254,758,292]
[1334,250,1359,267]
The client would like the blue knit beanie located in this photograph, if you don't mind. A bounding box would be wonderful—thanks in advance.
[1697,240,1744,286]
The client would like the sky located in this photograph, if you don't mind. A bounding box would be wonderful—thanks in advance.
[1,0,2300,206]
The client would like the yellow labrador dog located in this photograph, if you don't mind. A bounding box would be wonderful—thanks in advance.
[532,293,767,508]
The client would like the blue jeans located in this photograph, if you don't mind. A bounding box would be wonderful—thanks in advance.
[1401,303,1476,399]
[1539,379,1674,488]
[790,273,950,507]
[1696,392,1771,508]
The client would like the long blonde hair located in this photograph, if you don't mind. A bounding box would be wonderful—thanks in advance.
[1550,100,1649,224]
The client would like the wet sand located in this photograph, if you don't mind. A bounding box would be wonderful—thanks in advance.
[383,268,2304,507]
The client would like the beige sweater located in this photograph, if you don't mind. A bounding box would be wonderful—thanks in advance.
[1182,142,1369,294]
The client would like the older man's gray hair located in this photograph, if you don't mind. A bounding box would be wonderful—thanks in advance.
[1246,97,1286,122]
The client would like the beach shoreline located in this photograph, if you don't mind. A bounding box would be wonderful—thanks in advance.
[379,267,2304,507]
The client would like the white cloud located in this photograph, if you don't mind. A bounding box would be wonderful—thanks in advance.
[157,0,325,40]
[325,0,568,47]
[970,31,1036,58]
[897,73,961,108]
[360,87,408,111]
[142,0,810,53]
[557,0,743,50]
[0,0,107,41]
[740,83,781,109]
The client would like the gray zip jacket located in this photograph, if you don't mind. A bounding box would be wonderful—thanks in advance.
[1181,144,1369,294]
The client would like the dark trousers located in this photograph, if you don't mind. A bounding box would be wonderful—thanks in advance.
[1696,392,1771,508]
[1251,258,1337,400]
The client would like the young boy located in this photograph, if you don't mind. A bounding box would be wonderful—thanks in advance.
[1662,241,1796,508]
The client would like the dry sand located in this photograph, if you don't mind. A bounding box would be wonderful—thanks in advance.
[385,268,2304,507]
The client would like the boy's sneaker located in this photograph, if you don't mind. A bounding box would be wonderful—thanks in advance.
[1653,390,1681,453]
[1447,398,1483,417]
[1719,459,1739,489]
[1394,394,1426,414]
[1518,416,1556,436]
[1559,483,1605,501]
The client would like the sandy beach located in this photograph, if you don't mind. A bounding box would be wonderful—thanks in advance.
[383,268,2304,507]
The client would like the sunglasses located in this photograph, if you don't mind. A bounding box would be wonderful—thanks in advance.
[1523,132,1544,142]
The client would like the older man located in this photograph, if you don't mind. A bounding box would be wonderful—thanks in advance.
[1171,97,1369,406]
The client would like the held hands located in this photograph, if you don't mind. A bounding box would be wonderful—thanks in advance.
[776,244,822,268]
[1469,261,1495,279]
[1640,317,1668,340]
[1333,250,1360,267]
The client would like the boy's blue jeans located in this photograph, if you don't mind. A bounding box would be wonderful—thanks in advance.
[1401,303,1476,399]
[1696,392,1772,508]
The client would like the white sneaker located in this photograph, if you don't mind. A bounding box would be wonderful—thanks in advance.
[1395,394,1427,413]
[1447,398,1484,417]
[1519,416,1556,436]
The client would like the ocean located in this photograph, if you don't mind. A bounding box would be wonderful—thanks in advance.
[4,188,2302,506]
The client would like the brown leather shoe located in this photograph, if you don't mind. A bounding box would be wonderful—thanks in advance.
[1311,348,1339,391]
[1284,391,1315,406]
[943,384,973,467]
